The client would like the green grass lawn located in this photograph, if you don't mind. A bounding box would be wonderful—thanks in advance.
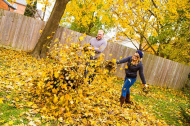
[1,80,189,125]
[0,46,189,125]
[131,81,190,126]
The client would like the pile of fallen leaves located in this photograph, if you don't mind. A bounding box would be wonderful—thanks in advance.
[0,44,168,125]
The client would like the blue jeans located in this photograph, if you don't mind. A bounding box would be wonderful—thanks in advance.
[121,77,137,97]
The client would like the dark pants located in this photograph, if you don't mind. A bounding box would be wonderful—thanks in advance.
[85,62,96,84]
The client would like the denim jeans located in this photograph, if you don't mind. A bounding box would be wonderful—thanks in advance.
[121,77,137,97]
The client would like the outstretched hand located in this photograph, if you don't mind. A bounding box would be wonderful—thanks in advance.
[144,84,148,88]
[87,47,93,50]
[142,84,149,94]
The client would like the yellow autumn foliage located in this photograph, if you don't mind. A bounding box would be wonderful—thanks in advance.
[0,43,169,125]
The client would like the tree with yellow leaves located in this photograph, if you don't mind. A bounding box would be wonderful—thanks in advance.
[112,0,190,65]
[61,0,114,36]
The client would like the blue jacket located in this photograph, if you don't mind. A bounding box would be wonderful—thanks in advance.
[116,56,146,84]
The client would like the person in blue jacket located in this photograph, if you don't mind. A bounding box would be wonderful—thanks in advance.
[116,50,148,107]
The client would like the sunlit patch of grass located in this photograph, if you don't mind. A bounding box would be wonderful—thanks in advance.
[0,103,26,125]
[0,87,29,125]
[131,82,190,126]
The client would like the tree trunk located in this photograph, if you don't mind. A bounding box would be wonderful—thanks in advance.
[32,0,70,59]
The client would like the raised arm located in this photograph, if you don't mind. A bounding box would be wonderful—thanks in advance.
[116,56,132,64]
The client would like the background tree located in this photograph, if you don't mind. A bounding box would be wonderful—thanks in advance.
[111,0,190,65]
[38,0,53,21]
[61,0,114,36]
[27,0,189,65]
[24,0,37,17]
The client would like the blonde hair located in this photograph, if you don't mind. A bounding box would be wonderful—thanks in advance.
[131,56,141,66]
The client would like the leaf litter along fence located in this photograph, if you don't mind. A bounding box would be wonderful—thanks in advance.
[0,8,189,89]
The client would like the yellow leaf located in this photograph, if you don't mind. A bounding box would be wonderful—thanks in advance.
[132,114,136,119]
[0,98,4,103]
[47,36,51,39]
[54,44,57,48]
[60,96,64,102]
[91,52,95,56]
[109,54,112,56]
[61,84,67,90]
[27,102,33,107]
[120,57,122,59]
[6,95,11,99]
[51,105,57,110]
[0,120,5,123]
[52,88,58,94]
[39,30,42,33]
[116,122,121,126]
[54,38,59,42]
[125,65,128,69]
[54,71,59,78]
[112,58,116,63]
[8,120,14,125]
[15,97,19,102]
[65,94,71,100]
[53,95,58,104]
[79,36,84,41]
[120,67,123,70]
[83,33,86,37]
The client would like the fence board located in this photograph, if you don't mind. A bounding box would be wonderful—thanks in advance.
[83,34,92,45]
[9,13,20,47]
[173,63,184,89]
[166,61,176,88]
[116,46,128,77]
[14,16,27,49]
[25,18,36,51]
[4,11,15,46]
[0,9,5,29]
[105,42,115,60]
[177,66,190,89]
[22,17,33,51]
[141,52,150,82]
[169,62,179,89]
[29,20,45,51]
[59,27,67,46]
[154,57,165,86]
[51,27,63,48]
[0,10,6,44]
[112,43,120,60]
[11,14,24,49]
[115,45,128,78]
[1,11,12,45]
[144,54,155,83]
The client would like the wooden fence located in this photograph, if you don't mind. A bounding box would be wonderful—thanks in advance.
[0,9,190,89]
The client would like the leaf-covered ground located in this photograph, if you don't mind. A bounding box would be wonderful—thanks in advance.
[0,46,189,126]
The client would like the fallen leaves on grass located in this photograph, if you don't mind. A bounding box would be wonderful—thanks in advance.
[0,45,167,125]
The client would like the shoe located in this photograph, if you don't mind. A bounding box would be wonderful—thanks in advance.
[125,93,132,104]
[120,96,126,107]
